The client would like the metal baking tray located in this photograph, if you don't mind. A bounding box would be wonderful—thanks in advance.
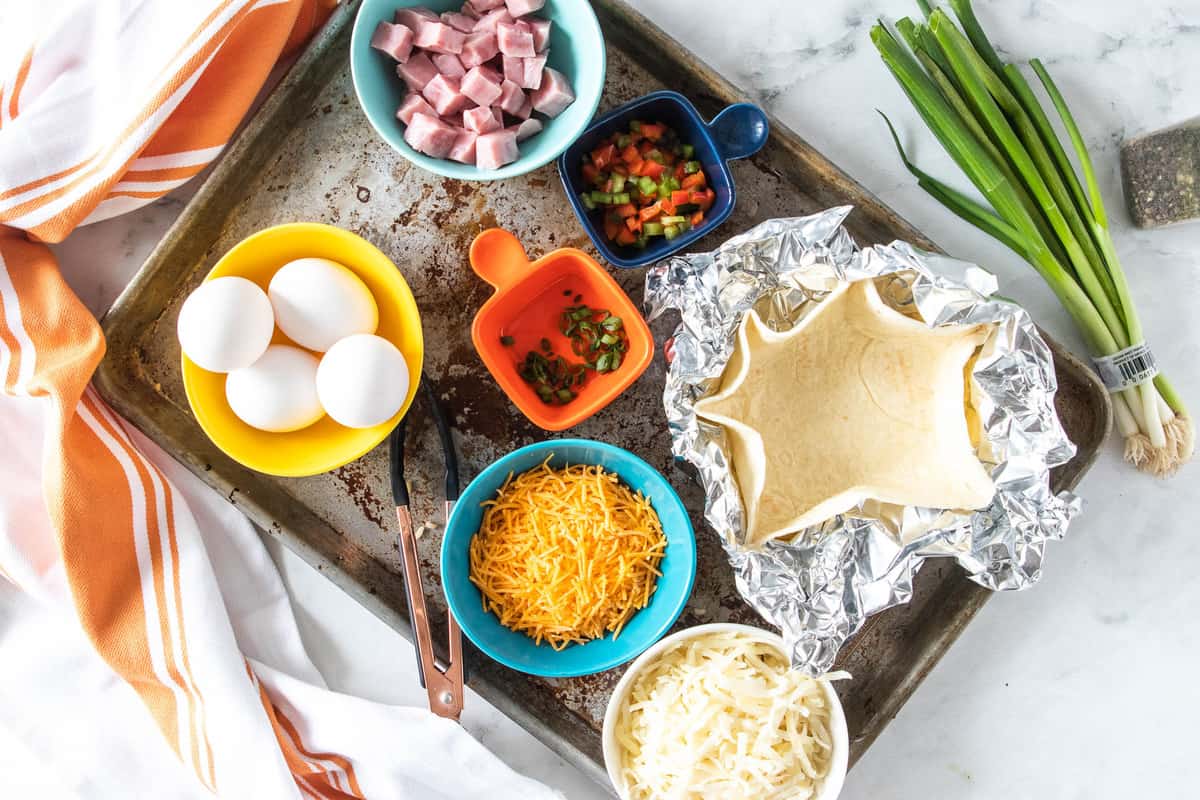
[95,0,1112,789]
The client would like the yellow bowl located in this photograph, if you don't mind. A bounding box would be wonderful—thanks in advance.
[181,223,423,477]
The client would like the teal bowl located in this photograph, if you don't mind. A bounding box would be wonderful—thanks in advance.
[350,0,606,180]
[441,439,697,677]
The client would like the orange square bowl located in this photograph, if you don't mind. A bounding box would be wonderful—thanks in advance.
[469,229,652,431]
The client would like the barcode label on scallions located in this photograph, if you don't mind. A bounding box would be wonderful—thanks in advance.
[1093,343,1159,391]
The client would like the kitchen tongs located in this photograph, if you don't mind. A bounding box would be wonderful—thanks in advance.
[388,375,464,720]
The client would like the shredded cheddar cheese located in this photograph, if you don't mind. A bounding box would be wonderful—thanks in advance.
[468,460,667,650]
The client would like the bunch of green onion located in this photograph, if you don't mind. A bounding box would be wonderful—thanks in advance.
[871,0,1192,476]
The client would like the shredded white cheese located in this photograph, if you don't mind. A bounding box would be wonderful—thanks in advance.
[616,631,847,800]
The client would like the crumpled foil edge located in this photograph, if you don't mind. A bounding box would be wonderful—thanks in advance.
[645,209,1081,673]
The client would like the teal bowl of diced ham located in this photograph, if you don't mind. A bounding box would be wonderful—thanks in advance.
[351,0,604,179]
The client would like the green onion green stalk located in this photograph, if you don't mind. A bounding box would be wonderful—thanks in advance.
[871,0,1192,476]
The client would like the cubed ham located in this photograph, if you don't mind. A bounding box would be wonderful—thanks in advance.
[477,63,503,85]
[510,118,542,142]
[475,129,520,170]
[396,51,439,92]
[530,67,574,117]
[404,113,459,158]
[396,93,437,125]
[413,19,466,54]
[448,129,478,164]
[502,54,524,85]
[441,11,477,33]
[528,18,551,52]
[459,30,498,69]
[520,55,547,89]
[463,104,502,133]
[460,65,503,106]
[422,73,471,116]
[496,79,526,115]
[460,2,481,19]
[473,7,513,33]
[395,7,437,29]
[505,0,545,16]
[432,52,466,78]
[470,0,506,11]
[370,22,414,63]
[513,94,533,119]
[496,22,535,57]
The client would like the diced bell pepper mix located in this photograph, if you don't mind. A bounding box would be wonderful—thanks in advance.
[578,119,715,247]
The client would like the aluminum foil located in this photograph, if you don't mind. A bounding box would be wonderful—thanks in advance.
[645,208,1081,673]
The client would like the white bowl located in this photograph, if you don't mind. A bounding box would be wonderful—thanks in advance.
[601,622,848,800]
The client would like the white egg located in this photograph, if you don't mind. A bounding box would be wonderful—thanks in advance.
[177,276,274,373]
[316,334,410,429]
[268,258,378,352]
[225,345,325,432]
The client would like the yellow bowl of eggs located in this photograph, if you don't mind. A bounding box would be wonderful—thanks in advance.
[179,222,423,477]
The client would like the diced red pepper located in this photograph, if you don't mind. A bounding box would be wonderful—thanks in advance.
[603,178,614,193]
[660,198,676,216]
[639,160,665,180]
[681,171,706,190]
[592,143,617,170]
[615,227,637,245]
[625,216,642,234]
[627,157,644,176]
[614,203,638,218]
[639,202,662,222]
[612,164,628,177]
[690,211,704,227]
[621,144,640,164]
[604,214,621,241]
[670,190,690,207]
[674,163,686,180]
[639,122,665,141]
[582,163,599,184]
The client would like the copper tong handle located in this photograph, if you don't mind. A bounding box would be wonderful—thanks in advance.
[390,376,464,721]
[396,502,463,720]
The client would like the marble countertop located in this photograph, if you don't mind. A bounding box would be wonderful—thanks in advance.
[51,1,1200,797]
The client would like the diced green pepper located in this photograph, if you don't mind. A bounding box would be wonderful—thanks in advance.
[643,222,665,236]
[630,120,642,132]
[579,192,596,210]
[660,215,686,225]
[616,134,631,149]
[663,224,680,240]
[683,160,701,174]
[680,143,695,159]
[590,191,613,204]
[611,173,626,193]
[611,192,631,204]
[638,176,656,195]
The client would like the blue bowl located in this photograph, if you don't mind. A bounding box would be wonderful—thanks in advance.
[558,90,769,268]
[441,439,697,677]
[350,0,606,180]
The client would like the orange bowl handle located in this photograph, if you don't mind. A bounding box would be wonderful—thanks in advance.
[469,228,531,289]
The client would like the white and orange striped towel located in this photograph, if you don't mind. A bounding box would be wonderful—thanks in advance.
[0,2,560,798]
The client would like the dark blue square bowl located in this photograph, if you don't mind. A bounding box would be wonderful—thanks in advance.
[557,90,769,269]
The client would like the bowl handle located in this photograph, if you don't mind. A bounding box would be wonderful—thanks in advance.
[706,103,770,162]
[470,228,531,289]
